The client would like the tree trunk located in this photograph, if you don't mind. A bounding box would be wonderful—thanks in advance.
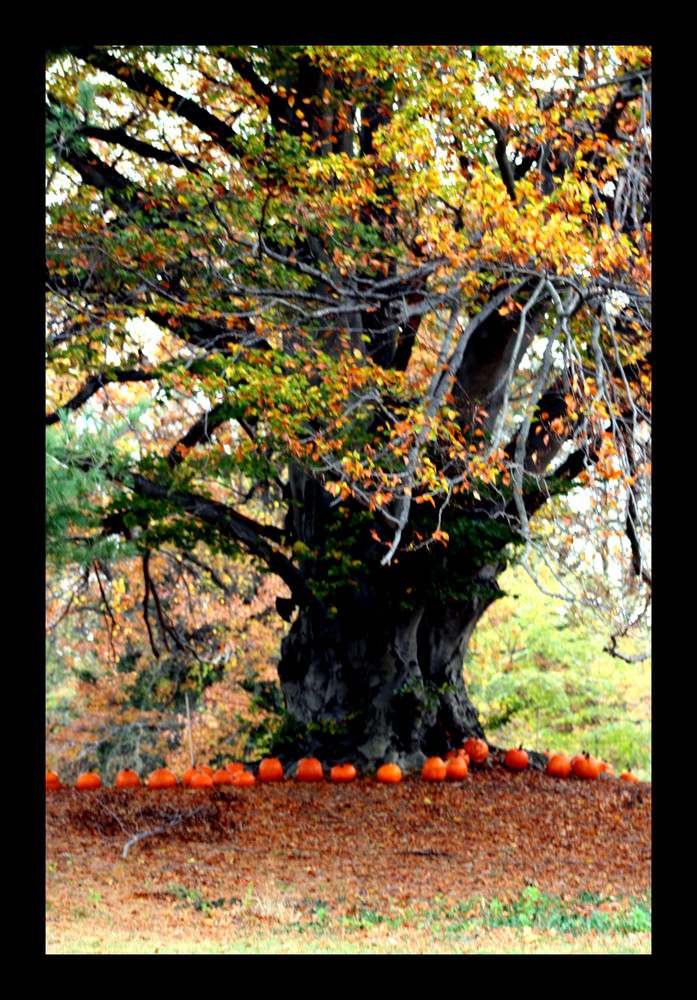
[272,469,509,770]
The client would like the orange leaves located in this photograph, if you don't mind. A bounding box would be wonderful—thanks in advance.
[371,491,392,510]
[497,296,520,317]
[325,480,353,502]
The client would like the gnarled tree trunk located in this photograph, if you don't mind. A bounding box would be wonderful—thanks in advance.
[272,468,508,769]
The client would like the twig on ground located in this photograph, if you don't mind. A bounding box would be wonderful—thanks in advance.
[121,807,207,858]
[96,800,207,858]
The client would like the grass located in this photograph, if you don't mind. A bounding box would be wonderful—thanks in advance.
[46,887,651,955]
[454,885,652,936]
[289,886,651,939]
[46,928,651,955]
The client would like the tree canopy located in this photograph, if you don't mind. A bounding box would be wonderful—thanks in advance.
[46,45,651,771]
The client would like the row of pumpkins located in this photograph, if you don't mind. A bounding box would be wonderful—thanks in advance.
[46,738,640,790]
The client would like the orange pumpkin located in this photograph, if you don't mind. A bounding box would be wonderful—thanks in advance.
[189,770,214,788]
[376,763,402,784]
[463,738,489,763]
[296,757,323,782]
[148,768,177,789]
[504,746,529,771]
[46,771,61,790]
[258,757,284,782]
[115,768,141,788]
[546,753,571,778]
[619,771,640,783]
[330,763,357,783]
[445,748,470,765]
[76,772,101,790]
[212,768,234,784]
[225,762,244,774]
[422,756,447,781]
[183,766,217,786]
[445,755,469,781]
[571,752,601,780]
[230,770,255,787]
[598,761,615,777]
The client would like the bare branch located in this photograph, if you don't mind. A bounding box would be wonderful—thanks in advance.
[109,804,208,859]
[603,636,651,664]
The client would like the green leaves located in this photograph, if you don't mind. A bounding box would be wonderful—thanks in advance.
[466,561,651,776]
[46,408,146,570]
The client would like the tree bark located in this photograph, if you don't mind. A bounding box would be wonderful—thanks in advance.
[272,468,508,769]
[276,579,499,771]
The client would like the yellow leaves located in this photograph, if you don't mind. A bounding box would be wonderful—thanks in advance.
[325,480,352,501]
[371,492,391,509]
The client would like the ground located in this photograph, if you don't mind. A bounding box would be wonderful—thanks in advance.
[45,752,651,954]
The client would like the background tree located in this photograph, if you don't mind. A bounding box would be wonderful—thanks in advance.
[46,45,651,770]
[466,559,650,778]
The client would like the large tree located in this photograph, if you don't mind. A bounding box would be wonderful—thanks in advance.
[46,45,651,769]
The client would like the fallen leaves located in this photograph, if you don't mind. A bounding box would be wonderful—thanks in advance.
[46,763,650,951]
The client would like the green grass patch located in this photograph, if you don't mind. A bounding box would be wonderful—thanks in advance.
[446,886,651,936]
[161,884,651,939]
[47,886,651,954]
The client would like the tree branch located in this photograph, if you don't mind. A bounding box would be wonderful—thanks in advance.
[89,459,318,609]
[77,122,203,174]
[596,73,650,140]
[166,401,233,467]
[47,103,138,209]
[603,634,651,663]
[483,117,517,202]
[141,551,160,658]
[70,47,244,156]
[46,369,157,425]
